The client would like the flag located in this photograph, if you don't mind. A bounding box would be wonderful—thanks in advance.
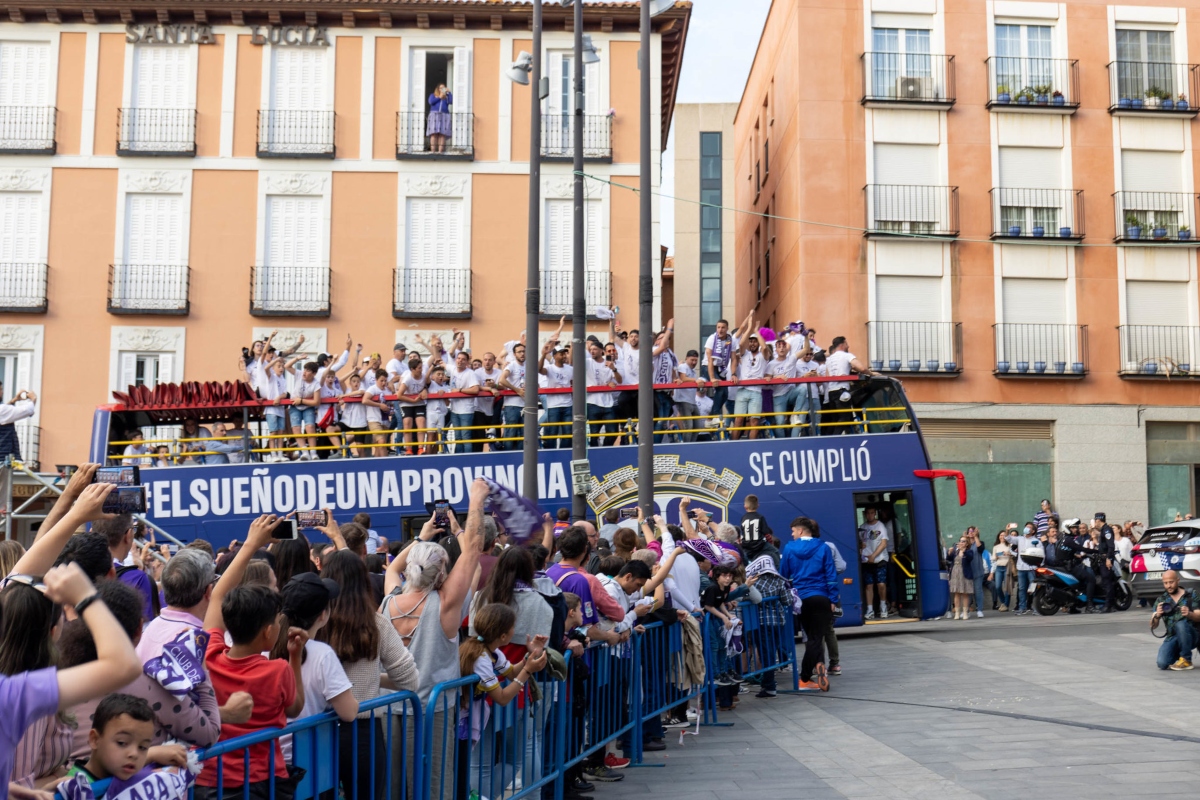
[482,478,544,543]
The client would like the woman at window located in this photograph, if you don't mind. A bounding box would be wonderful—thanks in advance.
[427,84,454,153]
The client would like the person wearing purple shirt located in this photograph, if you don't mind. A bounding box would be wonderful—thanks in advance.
[93,515,156,621]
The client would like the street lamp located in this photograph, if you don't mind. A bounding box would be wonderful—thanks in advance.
[504,4,545,503]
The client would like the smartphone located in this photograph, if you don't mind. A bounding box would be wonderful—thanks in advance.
[434,499,449,527]
[296,510,329,530]
[619,508,637,520]
[95,466,140,486]
[102,485,147,514]
[272,518,298,540]
[686,510,697,519]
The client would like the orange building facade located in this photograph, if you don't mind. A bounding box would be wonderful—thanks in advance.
[737,0,1200,531]
[0,0,689,470]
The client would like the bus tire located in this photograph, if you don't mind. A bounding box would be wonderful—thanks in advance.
[1032,589,1059,617]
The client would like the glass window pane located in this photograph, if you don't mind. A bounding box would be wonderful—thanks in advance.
[701,229,721,253]
[701,261,721,278]
[701,188,721,206]
[1148,31,1173,63]
[702,278,721,302]
[701,204,720,229]
[701,302,721,326]
[700,132,721,157]
[1116,30,1141,62]
[873,28,898,52]
[701,156,720,181]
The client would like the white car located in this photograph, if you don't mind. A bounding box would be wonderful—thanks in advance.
[1130,520,1200,599]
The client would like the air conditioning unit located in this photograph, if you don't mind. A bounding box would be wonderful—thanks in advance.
[896,76,934,100]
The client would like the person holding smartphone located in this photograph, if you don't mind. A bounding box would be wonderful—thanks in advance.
[0,384,36,462]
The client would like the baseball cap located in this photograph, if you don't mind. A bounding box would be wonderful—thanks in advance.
[281,572,340,622]
[394,343,407,351]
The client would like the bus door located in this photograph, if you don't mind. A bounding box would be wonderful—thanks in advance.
[778,489,861,624]
[854,491,921,622]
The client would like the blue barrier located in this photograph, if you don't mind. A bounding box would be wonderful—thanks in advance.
[176,600,797,800]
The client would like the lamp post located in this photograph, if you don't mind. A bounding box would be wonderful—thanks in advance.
[505,7,543,503]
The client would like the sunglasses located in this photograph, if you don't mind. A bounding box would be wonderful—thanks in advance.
[2,574,47,594]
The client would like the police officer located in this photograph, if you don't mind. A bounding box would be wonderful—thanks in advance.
[1091,512,1118,613]
[1060,518,1098,613]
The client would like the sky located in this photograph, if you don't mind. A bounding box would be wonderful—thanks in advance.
[661,0,773,254]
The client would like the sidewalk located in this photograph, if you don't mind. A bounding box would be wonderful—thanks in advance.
[836,606,1148,639]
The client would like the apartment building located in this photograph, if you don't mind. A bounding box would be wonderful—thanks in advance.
[737,0,1200,530]
[672,102,738,352]
[0,0,691,468]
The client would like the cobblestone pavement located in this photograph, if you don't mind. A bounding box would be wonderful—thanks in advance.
[616,609,1200,799]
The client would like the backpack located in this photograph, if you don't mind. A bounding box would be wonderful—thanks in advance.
[539,587,568,655]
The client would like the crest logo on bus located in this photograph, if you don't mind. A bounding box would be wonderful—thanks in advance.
[587,455,743,524]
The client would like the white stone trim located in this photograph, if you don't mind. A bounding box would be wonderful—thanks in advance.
[251,327,326,361]
[395,328,470,360]
[360,35,375,159]
[219,31,239,157]
[80,29,100,156]
[113,169,193,265]
[109,325,186,397]
[0,325,44,435]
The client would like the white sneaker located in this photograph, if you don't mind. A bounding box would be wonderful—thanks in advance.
[879,604,889,619]
[864,608,875,620]
[976,610,984,618]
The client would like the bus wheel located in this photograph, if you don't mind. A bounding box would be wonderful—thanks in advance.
[1032,589,1059,617]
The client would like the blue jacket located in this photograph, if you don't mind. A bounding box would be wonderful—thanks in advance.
[780,537,838,601]
[948,546,975,580]
[428,92,453,113]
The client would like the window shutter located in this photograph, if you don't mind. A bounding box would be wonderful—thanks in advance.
[876,276,942,322]
[1126,280,1188,326]
[133,45,188,109]
[410,50,427,112]
[546,53,563,115]
[157,352,175,385]
[1001,277,1067,324]
[295,196,322,267]
[118,352,138,392]
[874,144,938,185]
[0,193,40,262]
[452,46,471,113]
[545,199,569,273]
[584,60,601,114]
[266,196,287,266]
[999,147,1062,190]
[273,48,325,110]
[14,351,30,395]
[126,194,182,264]
[298,48,326,110]
[585,200,601,272]
[1122,151,1184,193]
[0,42,50,106]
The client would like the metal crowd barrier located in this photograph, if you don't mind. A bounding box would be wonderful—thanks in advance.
[180,599,798,800]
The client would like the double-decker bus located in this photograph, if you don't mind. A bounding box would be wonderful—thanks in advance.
[90,374,960,625]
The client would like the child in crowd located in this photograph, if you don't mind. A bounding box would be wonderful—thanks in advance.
[122,430,151,467]
[425,364,450,454]
[553,508,571,538]
[458,603,548,800]
[337,372,370,458]
[61,693,196,800]
[702,564,758,706]
[363,370,393,454]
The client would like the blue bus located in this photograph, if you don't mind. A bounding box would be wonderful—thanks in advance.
[91,375,958,625]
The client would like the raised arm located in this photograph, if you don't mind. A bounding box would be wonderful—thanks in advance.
[14,482,114,576]
[34,463,100,543]
[652,319,674,358]
[643,546,684,595]
[384,516,444,595]
[203,514,278,632]
[438,479,487,638]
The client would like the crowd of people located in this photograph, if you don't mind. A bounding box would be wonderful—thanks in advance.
[0,457,849,800]
[116,314,877,465]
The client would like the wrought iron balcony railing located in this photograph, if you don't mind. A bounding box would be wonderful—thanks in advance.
[1112,192,1198,243]
[986,57,1080,112]
[540,115,613,161]
[117,108,196,156]
[396,112,474,159]
[108,264,190,314]
[257,110,335,158]
[0,107,56,154]
[250,265,330,316]
[993,324,1088,376]
[0,263,47,313]
[540,270,611,317]
[866,321,963,374]
[864,185,959,237]
[1108,61,1200,116]
[393,268,471,318]
[1118,325,1200,376]
[861,52,955,108]
[990,188,1085,240]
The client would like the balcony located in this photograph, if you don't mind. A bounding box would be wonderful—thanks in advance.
[393,268,471,319]
[993,324,1088,377]
[866,321,962,376]
[108,264,190,315]
[860,52,955,110]
[540,270,611,318]
[1118,325,1200,377]
[1112,192,1198,244]
[540,115,612,162]
[250,265,330,316]
[117,108,196,156]
[0,263,47,313]
[0,107,56,154]
[1108,61,1200,116]
[257,110,335,158]
[396,112,474,160]
[864,185,959,238]
[990,189,1084,240]
[14,422,39,470]
[986,57,1079,113]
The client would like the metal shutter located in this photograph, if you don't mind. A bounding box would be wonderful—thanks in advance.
[920,419,1053,439]
[874,144,938,186]
[125,194,182,264]
[1122,151,1183,193]
[999,147,1061,190]
[1126,280,1188,326]
[1002,277,1067,324]
[876,275,942,321]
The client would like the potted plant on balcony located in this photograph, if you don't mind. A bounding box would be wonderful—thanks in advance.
[1180,224,1192,241]
[1016,360,1030,373]
[1119,96,1133,109]
[996,84,1011,104]
[1125,213,1142,240]
[944,360,958,372]
[1153,223,1168,240]
[888,359,901,371]
[1016,86,1034,105]
[1132,94,1144,109]
[1008,224,1022,237]
[907,359,921,372]
[1145,86,1166,109]
[996,360,1010,373]
[1052,89,1065,106]
[1180,362,1192,373]
[1034,360,1048,373]
[1178,94,1190,111]
[1034,84,1052,105]
[926,359,939,372]
[1059,225,1073,238]
[1072,361,1085,374]
[1054,361,1067,373]
[1143,362,1159,375]
[1032,224,1045,238]
[870,359,883,370]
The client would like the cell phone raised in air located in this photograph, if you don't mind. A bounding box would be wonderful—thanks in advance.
[619,508,637,520]
[102,485,147,515]
[434,499,449,527]
[272,518,299,540]
[296,510,329,530]
[95,466,140,486]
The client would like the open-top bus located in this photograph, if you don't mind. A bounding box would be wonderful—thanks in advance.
[90,374,960,626]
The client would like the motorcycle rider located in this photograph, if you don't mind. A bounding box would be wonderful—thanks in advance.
[1060,518,1099,613]
[1090,512,1118,613]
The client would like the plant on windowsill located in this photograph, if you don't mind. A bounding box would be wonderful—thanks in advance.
[1179,224,1191,241]
[1052,89,1065,106]
[1033,84,1052,104]
[1016,86,1034,105]
[996,84,1011,104]
[1153,223,1168,240]
[1145,86,1167,109]
[1125,213,1142,240]
[1178,94,1190,111]
[1032,224,1045,237]
[1008,224,1022,236]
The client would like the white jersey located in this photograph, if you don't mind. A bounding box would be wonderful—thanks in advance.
[501,362,526,408]
[542,362,573,409]
[397,371,428,408]
[475,367,503,416]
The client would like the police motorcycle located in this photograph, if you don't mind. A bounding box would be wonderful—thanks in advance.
[1029,529,1134,616]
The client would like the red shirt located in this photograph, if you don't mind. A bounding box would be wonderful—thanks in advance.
[198,629,296,786]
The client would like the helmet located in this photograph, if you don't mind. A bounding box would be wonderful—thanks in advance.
[1063,518,1081,529]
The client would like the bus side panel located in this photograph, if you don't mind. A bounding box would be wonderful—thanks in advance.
[911,483,949,619]
[770,488,864,627]
[90,409,113,463]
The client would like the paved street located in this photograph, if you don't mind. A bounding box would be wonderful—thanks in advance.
[626,609,1200,799]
